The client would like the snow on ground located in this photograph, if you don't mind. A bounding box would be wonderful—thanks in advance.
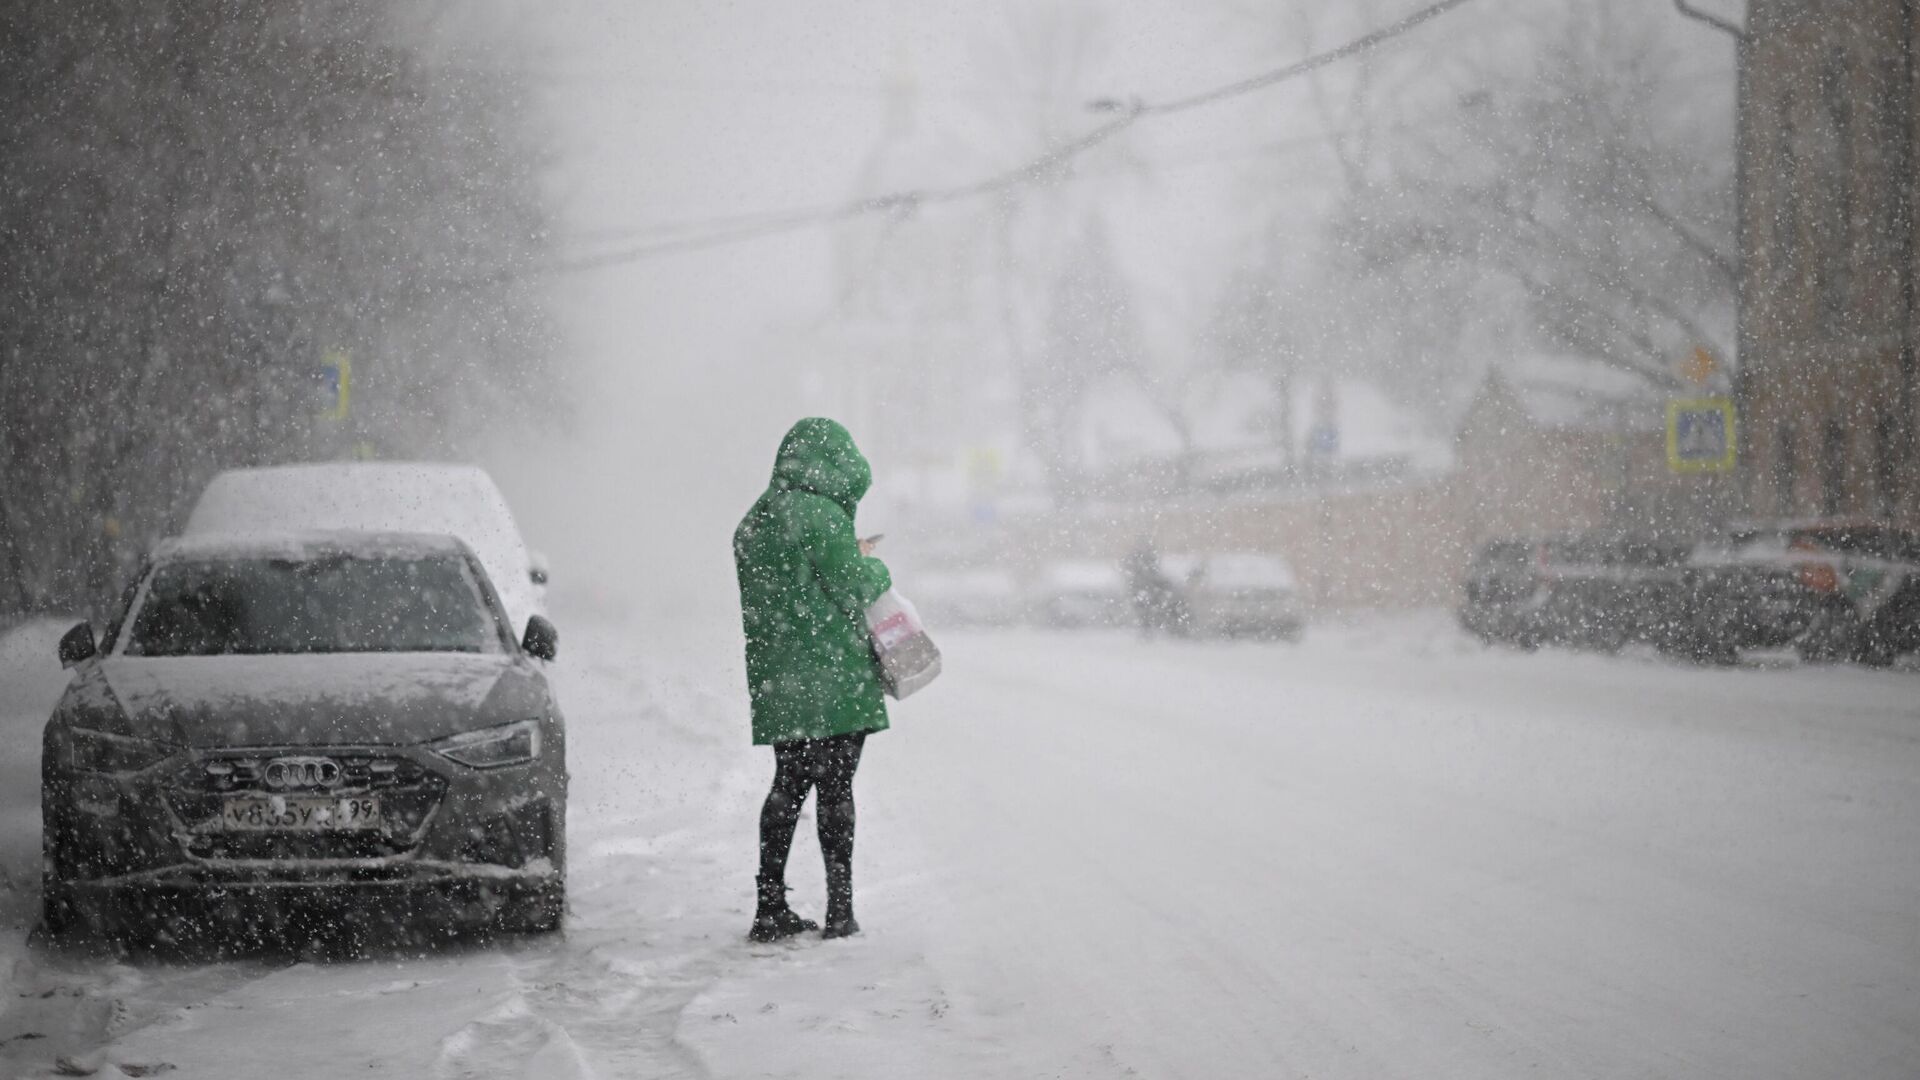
[0,610,1915,1078]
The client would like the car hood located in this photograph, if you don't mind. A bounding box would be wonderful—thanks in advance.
[88,652,547,748]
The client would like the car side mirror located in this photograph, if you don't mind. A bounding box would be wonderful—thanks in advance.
[58,622,97,669]
[521,615,558,661]
[529,551,550,587]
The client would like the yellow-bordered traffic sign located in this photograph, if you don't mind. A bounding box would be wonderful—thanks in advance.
[1667,397,1736,473]
[316,350,351,420]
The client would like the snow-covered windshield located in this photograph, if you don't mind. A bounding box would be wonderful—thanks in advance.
[122,554,505,657]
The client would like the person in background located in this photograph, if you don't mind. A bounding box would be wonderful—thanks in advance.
[1122,537,1184,636]
[733,418,893,941]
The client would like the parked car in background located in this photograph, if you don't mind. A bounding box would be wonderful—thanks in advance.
[1033,559,1132,629]
[41,532,567,945]
[185,463,547,636]
[1164,552,1304,641]
[1459,533,1691,652]
[908,566,1026,628]
[1672,525,1837,662]
[1457,539,1541,645]
[1464,522,1920,665]
[1678,521,1920,665]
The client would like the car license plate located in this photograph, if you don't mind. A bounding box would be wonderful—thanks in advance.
[221,795,382,831]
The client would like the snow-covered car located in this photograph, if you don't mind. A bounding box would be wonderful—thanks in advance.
[1458,534,1689,652]
[40,532,567,944]
[1033,560,1131,629]
[907,567,1025,628]
[1167,552,1305,641]
[1678,521,1920,665]
[184,463,547,637]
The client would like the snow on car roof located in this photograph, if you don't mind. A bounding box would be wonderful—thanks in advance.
[185,463,518,541]
[194,460,492,486]
[183,460,539,630]
[1159,552,1296,588]
[1039,560,1127,591]
[1199,553,1298,589]
[153,530,474,562]
[1159,554,1203,580]
[912,567,1021,596]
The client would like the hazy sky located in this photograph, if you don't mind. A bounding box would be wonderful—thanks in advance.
[477,0,1734,622]
[490,0,1316,619]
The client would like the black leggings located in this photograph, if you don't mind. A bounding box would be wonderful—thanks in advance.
[758,731,865,889]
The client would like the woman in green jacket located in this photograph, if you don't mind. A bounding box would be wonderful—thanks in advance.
[734,418,892,940]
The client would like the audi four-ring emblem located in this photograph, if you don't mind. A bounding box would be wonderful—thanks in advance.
[262,756,343,790]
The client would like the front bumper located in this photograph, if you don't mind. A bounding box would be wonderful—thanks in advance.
[69,855,559,890]
[46,739,566,895]
[57,873,562,944]
[1680,569,1827,650]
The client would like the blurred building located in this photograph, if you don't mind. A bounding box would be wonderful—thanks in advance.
[1452,357,1669,540]
[1741,0,1918,525]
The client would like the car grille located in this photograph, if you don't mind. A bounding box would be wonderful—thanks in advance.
[166,751,447,862]
[194,754,435,793]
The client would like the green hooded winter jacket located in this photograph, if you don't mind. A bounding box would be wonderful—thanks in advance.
[734,418,893,745]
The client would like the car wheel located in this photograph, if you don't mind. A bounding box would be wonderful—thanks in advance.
[1655,631,1731,665]
[40,869,79,937]
[1698,644,1739,666]
[1797,605,1858,664]
[1583,627,1627,654]
[496,879,565,935]
[1855,645,1897,668]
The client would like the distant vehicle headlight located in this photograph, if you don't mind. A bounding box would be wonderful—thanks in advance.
[430,719,541,769]
[64,726,177,774]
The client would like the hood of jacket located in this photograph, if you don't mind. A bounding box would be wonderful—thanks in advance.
[770,417,871,517]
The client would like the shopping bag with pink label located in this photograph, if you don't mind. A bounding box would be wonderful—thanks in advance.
[866,588,942,699]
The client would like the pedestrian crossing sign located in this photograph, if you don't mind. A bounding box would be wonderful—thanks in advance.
[314,350,351,420]
[1667,397,1736,473]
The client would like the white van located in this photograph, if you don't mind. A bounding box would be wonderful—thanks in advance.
[1032,559,1132,629]
[183,463,547,635]
[1169,552,1304,641]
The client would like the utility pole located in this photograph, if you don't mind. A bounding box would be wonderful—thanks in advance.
[1900,0,1918,523]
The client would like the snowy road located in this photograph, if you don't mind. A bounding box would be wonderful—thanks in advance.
[0,614,1916,1078]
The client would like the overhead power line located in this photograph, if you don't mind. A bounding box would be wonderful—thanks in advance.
[551,0,1480,272]
[1141,0,1475,115]
[572,64,1736,250]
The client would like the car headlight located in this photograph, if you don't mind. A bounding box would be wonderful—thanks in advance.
[430,719,541,769]
[64,726,176,774]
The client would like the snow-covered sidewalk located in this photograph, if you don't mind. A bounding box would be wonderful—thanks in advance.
[0,613,1914,1078]
[0,614,985,1079]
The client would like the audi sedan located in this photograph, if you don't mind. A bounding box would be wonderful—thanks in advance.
[40,532,566,945]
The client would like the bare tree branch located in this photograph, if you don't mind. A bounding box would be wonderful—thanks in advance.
[1494,199,1729,353]
[1672,0,1747,41]
[1498,261,1689,391]
[1638,192,1739,286]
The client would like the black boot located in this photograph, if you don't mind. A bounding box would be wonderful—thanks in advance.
[820,860,859,939]
[748,874,817,942]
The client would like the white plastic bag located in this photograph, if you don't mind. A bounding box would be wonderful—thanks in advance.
[866,588,942,699]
